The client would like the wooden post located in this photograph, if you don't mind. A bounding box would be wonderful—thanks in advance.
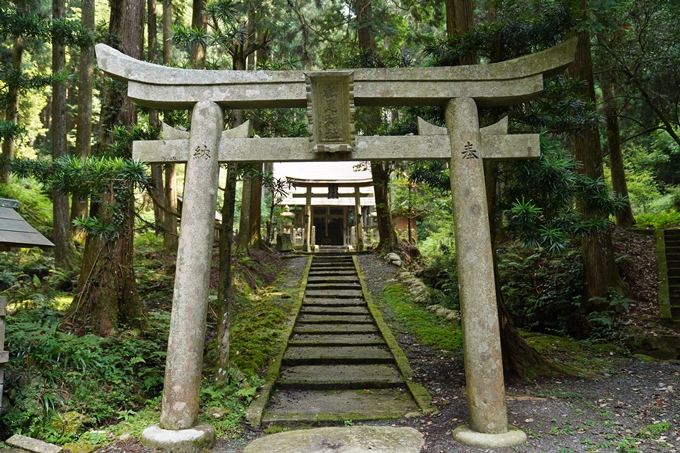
[305,187,312,253]
[354,187,364,251]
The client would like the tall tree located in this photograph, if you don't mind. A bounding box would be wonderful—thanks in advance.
[52,0,74,269]
[162,0,179,252]
[71,0,95,222]
[190,0,207,68]
[445,0,474,64]
[601,71,634,227]
[147,0,167,233]
[1,0,26,185]
[69,0,147,335]
[567,1,627,310]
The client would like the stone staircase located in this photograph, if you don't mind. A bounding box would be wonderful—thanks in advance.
[664,229,680,319]
[261,254,420,425]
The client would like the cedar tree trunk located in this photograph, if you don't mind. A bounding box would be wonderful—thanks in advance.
[568,24,627,311]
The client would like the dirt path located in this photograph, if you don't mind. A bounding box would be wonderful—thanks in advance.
[355,253,680,453]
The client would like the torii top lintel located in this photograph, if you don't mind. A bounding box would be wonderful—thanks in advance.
[95,39,577,110]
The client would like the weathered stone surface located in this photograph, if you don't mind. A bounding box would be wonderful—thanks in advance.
[6,435,61,453]
[302,297,365,306]
[294,323,378,334]
[263,388,419,424]
[275,233,293,252]
[283,346,392,364]
[452,425,527,448]
[306,289,363,298]
[279,364,404,388]
[97,39,577,109]
[446,98,508,435]
[300,305,369,315]
[242,426,424,453]
[307,275,359,283]
[297,314,373,324]
[288,334,384,346]
[160,101,225,430]
[141,424,215,453]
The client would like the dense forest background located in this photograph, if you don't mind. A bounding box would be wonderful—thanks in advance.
[0,0,679,447]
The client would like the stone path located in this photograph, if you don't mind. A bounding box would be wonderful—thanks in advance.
[261,254,420,425]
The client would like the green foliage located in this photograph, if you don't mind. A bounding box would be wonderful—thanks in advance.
[634,209,680,229]
[498,243,584,335]
[0,176,53,236]
[380,283,462,351]
[2,303,168,442]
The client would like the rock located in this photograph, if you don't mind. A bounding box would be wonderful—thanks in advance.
[384,252,402,266]
[206,406,228,419]
[435,307,450,317]
[242,426,424,453]
[50,411,90,438]
[426,304,441,312]
[446,311,460,321]
[6,435,61,453]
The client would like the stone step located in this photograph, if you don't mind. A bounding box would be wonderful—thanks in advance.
[303,298,365,306]
[307,275,359,283]
[277,364,404,389]
[262,388,418,425]
[297,314,374,324]
[288,334,385,346]
[294,323,379,334]
[307,271,357,277]
[300,305,370,315]
[306,284,363,291]
[305,289,363,299]
[282,346,393,365]
[672,306,680,318]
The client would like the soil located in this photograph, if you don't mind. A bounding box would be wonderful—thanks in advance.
[99,234,680,453]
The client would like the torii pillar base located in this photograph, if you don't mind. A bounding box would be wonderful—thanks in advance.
[141,424,215,453]
[452,426,527,448]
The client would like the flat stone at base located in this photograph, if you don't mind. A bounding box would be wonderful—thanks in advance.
[141,424,215,453]
[242,426,424,453]
[452,425,527,448]
[6,435,62,453]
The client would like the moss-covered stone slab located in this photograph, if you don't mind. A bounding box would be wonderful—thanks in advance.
[241,426,424,453]
[307,274,359,283]
[305,289,363,298]
[308,270,357,276]
[283,346,392,364]
[279,364,404,389]
[294,323,378,334]
[297,314,373,324]
[306,283,363,291]
[288,334,385,346]
[302,297,365,306]
[262,388,419,425]
[300,305,369,315]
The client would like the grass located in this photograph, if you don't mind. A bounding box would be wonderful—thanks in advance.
[378,283,462,352]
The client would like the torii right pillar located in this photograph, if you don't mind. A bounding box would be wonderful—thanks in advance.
[447,97,527,447]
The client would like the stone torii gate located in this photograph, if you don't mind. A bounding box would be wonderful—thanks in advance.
[96,38,576,450]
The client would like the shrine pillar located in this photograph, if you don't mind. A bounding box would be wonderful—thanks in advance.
[446,98,525,447]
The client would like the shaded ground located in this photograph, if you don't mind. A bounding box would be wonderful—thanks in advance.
[97,237,679,453]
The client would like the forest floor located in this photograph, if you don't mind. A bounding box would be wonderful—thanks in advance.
[96,230,679,453]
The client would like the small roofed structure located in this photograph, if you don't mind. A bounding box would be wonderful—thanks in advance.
[0,198,54,251]
[274,162,375,251]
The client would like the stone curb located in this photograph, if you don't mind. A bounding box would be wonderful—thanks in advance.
[6,435,62,453]
[245,255,313,427]
[241,426,424,453]
[353,256,437,415]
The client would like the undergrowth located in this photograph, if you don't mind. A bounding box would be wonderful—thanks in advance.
[379,283,462,351]
[1,231,290,445]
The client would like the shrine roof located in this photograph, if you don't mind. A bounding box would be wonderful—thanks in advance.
[0,199,54,250]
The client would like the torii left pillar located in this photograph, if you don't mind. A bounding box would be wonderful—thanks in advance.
[142,101,222,451]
